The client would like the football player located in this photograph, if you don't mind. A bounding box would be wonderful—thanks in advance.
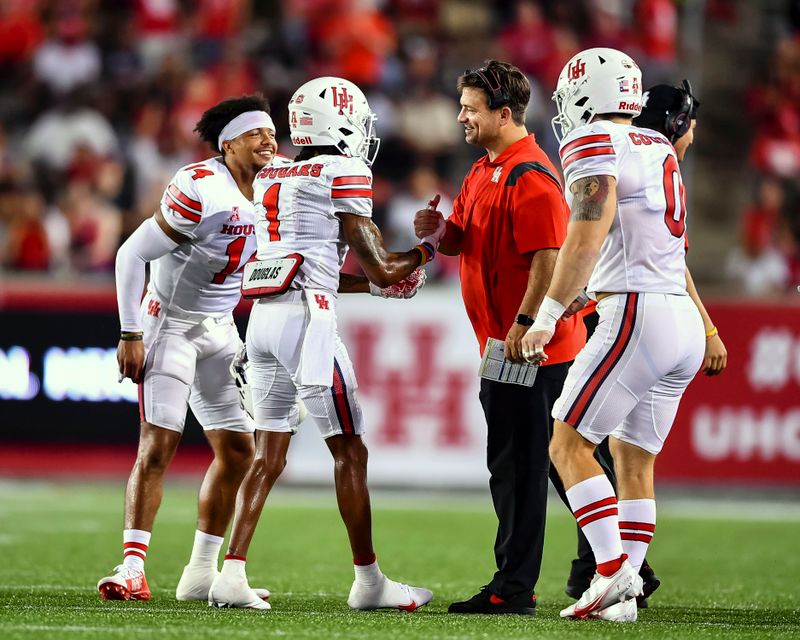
[97,96,279,603]
[562,78,728,608]
[207,77,436,611]
[521,49,707,622]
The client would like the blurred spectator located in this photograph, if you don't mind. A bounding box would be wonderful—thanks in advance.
[726,179,790,296]
[133,0,186,73]
[0,0,44,65]
[1,187,49,271]
[384,164,458,280]
[61,182,122,273]
[498,1,556,80]
[634,0,678,84]
[23,91,118,174]
[191,0,251,67]
[312,0,397,86]
[394,38,460,163]
[32,12,101,96]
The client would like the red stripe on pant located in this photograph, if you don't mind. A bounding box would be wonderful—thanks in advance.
[138,383,145,423]
[565,293,639,426]
[331,360,355,435]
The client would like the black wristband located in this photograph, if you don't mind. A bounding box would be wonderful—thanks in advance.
[515,314,534,326]
[120,332,144,342]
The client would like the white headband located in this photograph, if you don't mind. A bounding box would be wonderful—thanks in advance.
[217,111,275,151]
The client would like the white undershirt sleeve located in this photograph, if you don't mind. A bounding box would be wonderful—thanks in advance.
[115,217,180,332]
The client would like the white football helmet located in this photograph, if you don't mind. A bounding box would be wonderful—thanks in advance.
[551,47,642,141]
[229,344,308,426]
[288,77,380,165]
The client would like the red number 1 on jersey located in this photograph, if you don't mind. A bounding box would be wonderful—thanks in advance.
[662,154,686,237]
[262,183,281,241]
[212,237,246,285]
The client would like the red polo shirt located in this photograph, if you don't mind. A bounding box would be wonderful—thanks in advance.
[447,134,585,364]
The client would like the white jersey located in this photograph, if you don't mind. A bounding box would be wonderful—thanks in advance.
[559,120,688,296]
[150,157,259,315]
[251,154,373,293]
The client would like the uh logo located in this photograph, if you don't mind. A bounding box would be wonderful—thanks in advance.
[332,86,354,115]
[568,58,586,81]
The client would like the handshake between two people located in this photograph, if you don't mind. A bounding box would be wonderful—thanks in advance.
[371,194,447,301]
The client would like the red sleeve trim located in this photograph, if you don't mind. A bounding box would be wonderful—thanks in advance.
[165,193,201,222]
[168,184,202,211]
[560,134,612,159]
[331,189,373,199]
[562,147,615,169]
[332,176,372,186]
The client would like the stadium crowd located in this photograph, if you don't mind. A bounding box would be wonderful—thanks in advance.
[734,3,800,295]
[5,0,751,287]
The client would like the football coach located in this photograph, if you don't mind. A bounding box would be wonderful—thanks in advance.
[414,60,585,614]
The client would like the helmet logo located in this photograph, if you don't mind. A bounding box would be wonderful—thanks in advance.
[291,111,297,128]
[332,86,354,115]
[568,59,586,80]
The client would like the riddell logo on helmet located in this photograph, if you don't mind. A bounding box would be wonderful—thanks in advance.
[618,101,641,112]
[292,136,313,145]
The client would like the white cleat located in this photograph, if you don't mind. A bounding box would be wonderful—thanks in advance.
[589,598,638,622]
[177,565,270,602]
[347,576,433,612]
[560,560,641,620]
[208,570,271,610]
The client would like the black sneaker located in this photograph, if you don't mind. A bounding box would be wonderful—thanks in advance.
[564,573,591,600]
[636,561,661,609]
[565,563,661,609]
[448,586,536,615]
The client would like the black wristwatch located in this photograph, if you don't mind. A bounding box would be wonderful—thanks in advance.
[515,314,534,326]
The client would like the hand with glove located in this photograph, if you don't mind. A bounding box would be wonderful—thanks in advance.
[369,268,427,299]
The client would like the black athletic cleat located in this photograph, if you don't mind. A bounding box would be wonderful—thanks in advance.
[565,562,661,609]
[448,586,537,615]
[636,561,661,608]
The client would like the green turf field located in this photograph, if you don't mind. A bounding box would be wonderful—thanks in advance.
[0,482,798,639]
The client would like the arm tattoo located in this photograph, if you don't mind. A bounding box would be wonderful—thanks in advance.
[569,175,610,222]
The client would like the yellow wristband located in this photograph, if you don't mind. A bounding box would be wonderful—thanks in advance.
[705,326,718,339]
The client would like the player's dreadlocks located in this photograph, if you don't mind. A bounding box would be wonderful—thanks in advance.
[195,95,271,153]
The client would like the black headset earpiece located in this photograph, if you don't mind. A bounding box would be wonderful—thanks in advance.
[665,79,694,143]
[473,66,510,110]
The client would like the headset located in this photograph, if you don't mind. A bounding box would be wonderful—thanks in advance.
[664,79,696,143]
[472,65,510,110]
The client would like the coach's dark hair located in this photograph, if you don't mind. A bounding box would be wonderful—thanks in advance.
[458,60,530,126]
[195,95,271,154]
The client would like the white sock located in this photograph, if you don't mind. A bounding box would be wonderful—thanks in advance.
[122,529,151,572]
[354,560,383,586]
[566,475,624,567]
[220,557,247,578]
[188,530,224,567]
[618,499,656,572]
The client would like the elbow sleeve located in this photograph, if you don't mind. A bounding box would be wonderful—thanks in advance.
[115,218,179,332]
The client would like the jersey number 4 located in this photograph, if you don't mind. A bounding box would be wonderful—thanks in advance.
[662,154,686,237]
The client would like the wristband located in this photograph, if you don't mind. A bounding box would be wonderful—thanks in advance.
[414,242,436,265]
[527,296,566,335]
[120,332,144,342]
[705,326,718,339]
